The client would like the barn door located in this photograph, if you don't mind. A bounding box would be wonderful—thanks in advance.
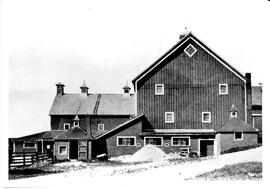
[200,140,214,157]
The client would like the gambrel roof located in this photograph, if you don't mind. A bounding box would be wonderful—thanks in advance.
[132,32,246,89]
[49,93,135,115]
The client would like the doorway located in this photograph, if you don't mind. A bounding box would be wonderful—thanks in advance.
[69,140,78,159]
[199,139,214,157]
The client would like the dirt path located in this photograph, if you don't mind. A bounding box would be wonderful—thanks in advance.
[7,147,262,186]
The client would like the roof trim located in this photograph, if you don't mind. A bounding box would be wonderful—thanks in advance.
[95,114,145,139]
[132,32,246,88]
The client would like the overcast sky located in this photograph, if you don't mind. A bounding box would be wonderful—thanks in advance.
[6,0,270,137]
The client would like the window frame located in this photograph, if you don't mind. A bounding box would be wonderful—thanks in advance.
[165,112,175,123]
[219,84,228,95]
[234,132,243,141]
[64,123,70,130]
[74,121,79,127]
[117,136,136,146]
[184,44,197,57]
[230,111,238,118]
[23,142,36,149]
[202,112,211,123]
[58,145,67,155]
[97,123,105,131]
[155,84,164,95]
[144,137,163,146]
[171,137,190,146]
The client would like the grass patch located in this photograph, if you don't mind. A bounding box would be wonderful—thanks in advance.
[195,162,262,180]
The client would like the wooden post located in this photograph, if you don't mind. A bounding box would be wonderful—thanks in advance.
[23,153,25,166]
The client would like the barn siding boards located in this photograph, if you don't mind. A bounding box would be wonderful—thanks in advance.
[138,38,245,131]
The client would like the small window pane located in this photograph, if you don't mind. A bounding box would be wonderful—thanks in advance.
[235,132,243,140]
[172,138,190,146]
[98,124,104,131]
[117,137,135,146]
[219,84,228,94]
[165,112,174,123]
[155,84,164,95]
[145,137,163,146]
[59,146,67,155]
[184,44,197,57]
[202,112,211,122]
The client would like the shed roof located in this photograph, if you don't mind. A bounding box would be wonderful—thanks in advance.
[49,93,135,115]
[216,118,258,133]
[14,130,63,142]
[54,126,91,140]
[252,86,262,106]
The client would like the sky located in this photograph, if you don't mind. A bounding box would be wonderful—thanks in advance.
[4,0,270,137]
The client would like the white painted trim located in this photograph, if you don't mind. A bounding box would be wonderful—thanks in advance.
[116,136,136,146]
[144,136,163,146]
[13,142,16,153]
[244,84,247,123]
[202,112,211,123]
[64,123,70,130]
[134,36,246,85]
[97,124,105,131]
[23,142,37,149]
[230,111,238,118]
[171,137,190,146]
[58,145,67,155]
[184,44,197,57]
[219,84,228,95]
[165,112,174,123]
[234,132,243,141]
[155,84,164,95]
[198,139,216,156]
[252,114,262,116]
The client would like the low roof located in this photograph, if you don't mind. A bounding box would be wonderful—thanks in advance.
[54,126,92,140]
[216,118,258,133]
[49,93,135,115]
[14,130,63,142]
[252,86,262,106]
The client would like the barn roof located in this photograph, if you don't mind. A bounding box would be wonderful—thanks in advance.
[252,86,262,106]
[132,32,246,88]
[216,118,258,133]
[49,93,135,115]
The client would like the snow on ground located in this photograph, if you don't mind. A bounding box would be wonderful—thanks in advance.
[7,147,262,187]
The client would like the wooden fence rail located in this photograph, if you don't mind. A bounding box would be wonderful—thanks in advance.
[9,152,54,168]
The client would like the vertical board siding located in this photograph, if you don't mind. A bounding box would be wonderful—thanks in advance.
[138,39,245,131]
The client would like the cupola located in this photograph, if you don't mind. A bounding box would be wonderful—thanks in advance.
[56,82,65,95]
[80,80,89,95]
[123,81,131,94]
[73,107,80,127]
[230,104,238,118]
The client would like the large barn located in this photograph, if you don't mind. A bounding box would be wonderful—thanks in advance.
[10,32,260,160]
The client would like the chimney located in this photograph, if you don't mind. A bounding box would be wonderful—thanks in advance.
[56,82,65,95]
[80,80,89,95]
[245,73,252,125]
[123,81,131,94]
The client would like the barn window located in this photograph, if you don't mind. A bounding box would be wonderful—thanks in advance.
[98,124,104,131]
[23,142,36,148]
[144,137,163,146]
[165,112,174,123]
[219,84,228,95]
[155,84,164,95]
[58,145,67,155]
[117,136,136,146]
[64,123,70,130]
[234,132,243,140]
[171,137,190,146]
[202,112,211,123]
[184,44,197,57]
[230,111,238,118]
[74,121,79,127]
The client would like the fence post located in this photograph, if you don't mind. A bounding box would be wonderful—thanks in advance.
[23,153,25,166]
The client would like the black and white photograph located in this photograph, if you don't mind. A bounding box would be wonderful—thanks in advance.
[0,0,269,188]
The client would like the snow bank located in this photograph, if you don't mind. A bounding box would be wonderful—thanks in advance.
[123,145,166,162]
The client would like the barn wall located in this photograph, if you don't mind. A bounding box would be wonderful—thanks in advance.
[219,132,258,152]
[89,116,130,134]
[137,38,246,131]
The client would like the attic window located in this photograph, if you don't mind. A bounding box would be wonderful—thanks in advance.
[155,84,164,95]
[184,44,197,57]
[219,84,228,95]
[64,123,70,130]
[202,112,211,123]
[165,112,174,123]
[98,124,104,131]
